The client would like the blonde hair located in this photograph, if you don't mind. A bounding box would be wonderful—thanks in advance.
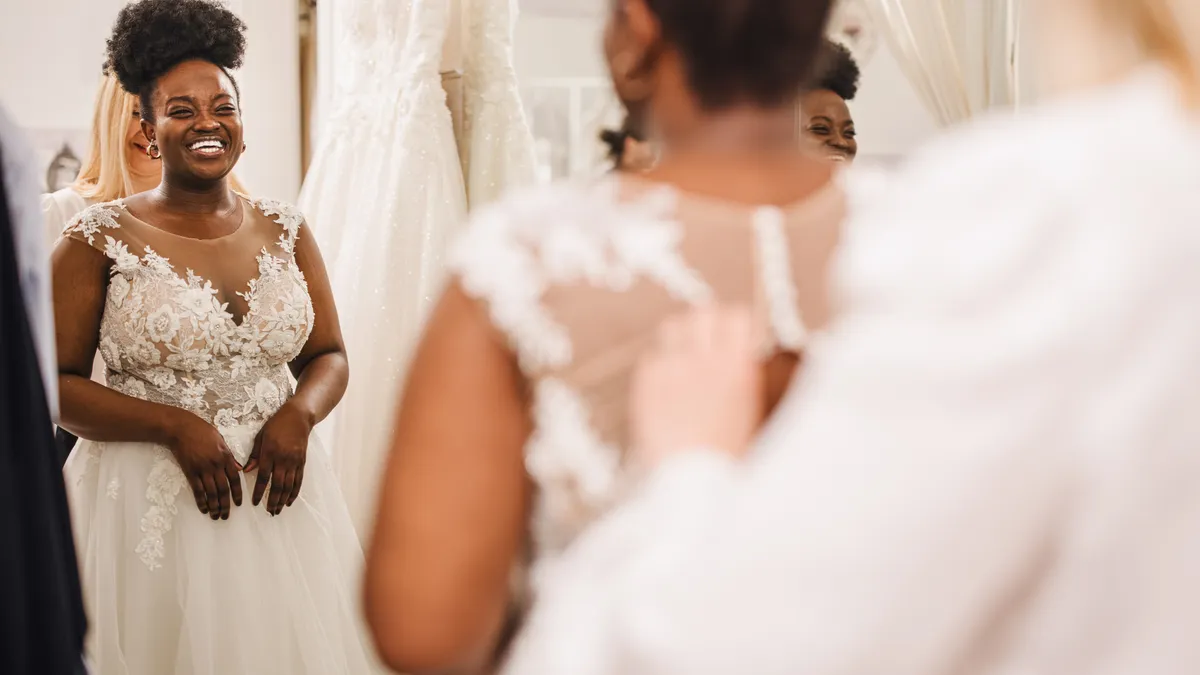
[73,75,248,202]
[1099,0,1200,103]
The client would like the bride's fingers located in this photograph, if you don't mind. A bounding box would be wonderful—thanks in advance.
[224,459,243,507]
[287,465,304,507]
[188,474,208,515]
[200,473,221,521]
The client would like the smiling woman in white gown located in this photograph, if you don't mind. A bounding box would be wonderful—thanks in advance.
[299,0,468,535]
[54,2,383,672]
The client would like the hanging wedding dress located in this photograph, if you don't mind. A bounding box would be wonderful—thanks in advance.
[461,0,537,207]
[299,0,467,535]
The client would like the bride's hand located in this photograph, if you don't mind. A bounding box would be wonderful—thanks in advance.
[165,410,244,520]
[245,402,312,515]
[631,307,764,468]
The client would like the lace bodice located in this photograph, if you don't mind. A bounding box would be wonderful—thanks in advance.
[450,177,843,563]
[64,196,314,430]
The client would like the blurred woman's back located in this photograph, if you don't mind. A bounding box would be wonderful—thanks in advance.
[365,0,849,671]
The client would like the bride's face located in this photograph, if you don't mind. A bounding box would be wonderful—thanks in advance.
[143,59,245,184]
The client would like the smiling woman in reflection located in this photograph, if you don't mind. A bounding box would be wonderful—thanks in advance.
[799,40,859,162]
[52,1,382,672]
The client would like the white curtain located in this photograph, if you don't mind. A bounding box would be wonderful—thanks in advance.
[866,0,1022,126]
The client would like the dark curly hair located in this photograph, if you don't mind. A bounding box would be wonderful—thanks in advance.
[641,0,835,109]
[104,0,247,120]
[812,40,860,101]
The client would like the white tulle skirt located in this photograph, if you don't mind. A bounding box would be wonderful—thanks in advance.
[63,424,386,675]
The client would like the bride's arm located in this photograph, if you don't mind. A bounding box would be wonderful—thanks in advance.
[53,237,194,444]
[285,224,348,419]
[365,281,532,675]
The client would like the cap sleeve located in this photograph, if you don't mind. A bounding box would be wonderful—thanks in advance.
[248,196,305,258]
[62,201,124,250]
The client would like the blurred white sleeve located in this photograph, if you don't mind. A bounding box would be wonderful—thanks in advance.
[504,156,1083,675]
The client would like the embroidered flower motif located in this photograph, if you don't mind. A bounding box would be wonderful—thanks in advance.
[136,452,187,571]
[165,347,211,373]
[251,378,283,417]
[214,408,238,429]
[145,367,177,391]
[104,236,140,273]
[261,329,297,359]
[146,305,181,342]
[124,378,148,400]
[107,275,132,308]
[179,287,216,318]
[98,336,123,371]
[178,379,208,412]
[106,478,120,500]
[129,338,162,367]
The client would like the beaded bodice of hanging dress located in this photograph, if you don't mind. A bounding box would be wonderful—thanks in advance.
[300,0,467,536]
[461,0,537,207]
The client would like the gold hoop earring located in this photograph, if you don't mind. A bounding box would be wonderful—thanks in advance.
[146,141,161,160]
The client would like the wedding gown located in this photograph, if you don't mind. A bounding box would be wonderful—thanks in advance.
[461,0,537,207]
[61,197,384,675]
[299,0,467,535]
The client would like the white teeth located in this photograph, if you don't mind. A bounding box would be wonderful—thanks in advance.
[188,139,224,152]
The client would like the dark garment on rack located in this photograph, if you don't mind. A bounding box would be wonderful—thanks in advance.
[0,142,88,675]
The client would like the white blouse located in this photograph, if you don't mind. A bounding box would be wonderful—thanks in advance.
[502,66,1200,675]
[41,186,91,245]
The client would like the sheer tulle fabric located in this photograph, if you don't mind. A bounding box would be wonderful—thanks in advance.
[65,427,382,675]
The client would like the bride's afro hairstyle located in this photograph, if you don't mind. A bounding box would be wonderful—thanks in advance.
[104,0,247,120]
[812,41,861,101]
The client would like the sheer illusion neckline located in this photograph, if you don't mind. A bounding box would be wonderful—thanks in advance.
[107,197,285,329]
[116,194,249,243]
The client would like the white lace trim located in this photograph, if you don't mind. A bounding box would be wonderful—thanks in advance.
[753,206,807,351]
[135,451,188,571]
[64,202,122,244]
[451,184,712,373]
[525,379,622,553]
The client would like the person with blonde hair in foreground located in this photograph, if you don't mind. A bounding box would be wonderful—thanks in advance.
[495,0,1200,673]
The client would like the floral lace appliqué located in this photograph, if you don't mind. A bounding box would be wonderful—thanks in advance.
[135,452,188,571]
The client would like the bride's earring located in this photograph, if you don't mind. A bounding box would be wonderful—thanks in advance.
[146,140,161,160]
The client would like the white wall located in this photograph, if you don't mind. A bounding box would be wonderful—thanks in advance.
[512,14,938,159]
[0,0,302,201]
